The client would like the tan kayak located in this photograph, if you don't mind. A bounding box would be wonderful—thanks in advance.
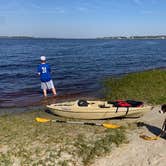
[47,100,152,120]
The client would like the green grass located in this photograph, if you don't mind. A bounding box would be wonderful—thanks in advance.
[0,111,127,166]
[103,69,166,104]
[74,128,126,165]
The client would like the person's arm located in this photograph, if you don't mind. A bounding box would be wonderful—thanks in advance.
[37,65,41,75]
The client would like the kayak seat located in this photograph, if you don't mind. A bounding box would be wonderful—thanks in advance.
[77,100,89,107]
[98,104,110,108]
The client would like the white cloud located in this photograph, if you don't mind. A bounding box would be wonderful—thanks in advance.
[133,0,142,6]
[141,10,153,14]
[76,7,88,12]
[30,3,65,14]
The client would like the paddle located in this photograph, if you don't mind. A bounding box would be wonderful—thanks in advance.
[35,117,121,129]
[139,122,166,141]
[139,135,159,141]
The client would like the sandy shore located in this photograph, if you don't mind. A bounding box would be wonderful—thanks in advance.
[0,105,165,165]
[92,106,166,166]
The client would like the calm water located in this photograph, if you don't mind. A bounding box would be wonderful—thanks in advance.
[0,38,166,107]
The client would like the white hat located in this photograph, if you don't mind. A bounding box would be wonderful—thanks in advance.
[40,56,46,61]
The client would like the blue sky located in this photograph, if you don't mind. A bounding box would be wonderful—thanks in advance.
[0,0,166,38]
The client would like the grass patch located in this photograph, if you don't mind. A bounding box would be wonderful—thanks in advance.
[103,69,166,104]
[0,111,127,166]
[75,128,126,165]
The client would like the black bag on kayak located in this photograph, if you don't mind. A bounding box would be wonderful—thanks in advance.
[78,100,89,107]
[126,100,143,107]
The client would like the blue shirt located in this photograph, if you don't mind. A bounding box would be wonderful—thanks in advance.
[37,63,51,82]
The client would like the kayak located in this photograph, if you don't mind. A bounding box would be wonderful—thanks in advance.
[46,100,152,120]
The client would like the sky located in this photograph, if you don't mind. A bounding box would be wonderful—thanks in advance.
[0,0,166,38]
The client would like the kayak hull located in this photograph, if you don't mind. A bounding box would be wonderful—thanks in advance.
[47,100,151,120]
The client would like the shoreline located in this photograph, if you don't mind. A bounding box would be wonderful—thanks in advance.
[1,36,166,40]
[0,87,102,109]
[0,94,100,115]
[0,67,165,110]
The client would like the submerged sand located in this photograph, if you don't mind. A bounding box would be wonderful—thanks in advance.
[92,106,166,166]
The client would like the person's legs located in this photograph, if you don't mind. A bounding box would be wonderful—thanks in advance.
[52,87,56,96]
[43,89,47,97]
[41,82,47,97]
[49,80,56,96]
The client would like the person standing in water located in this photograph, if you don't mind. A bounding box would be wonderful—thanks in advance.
[37,56,56,97]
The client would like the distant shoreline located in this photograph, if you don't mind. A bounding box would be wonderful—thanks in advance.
[0,35,166,40]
